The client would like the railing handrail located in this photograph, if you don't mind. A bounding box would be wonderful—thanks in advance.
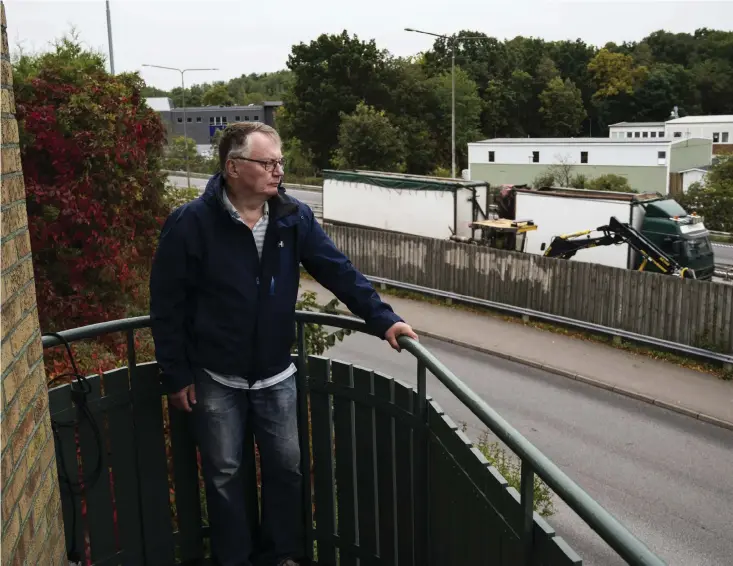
[41,312,665,565]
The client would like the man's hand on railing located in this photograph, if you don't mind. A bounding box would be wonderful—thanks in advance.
[385,322,418,352]
[170,384,197,412]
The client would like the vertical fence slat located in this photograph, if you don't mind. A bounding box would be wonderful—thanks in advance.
[309,356,337,566]
[78,375,117,563]
[332,361,357,566]
[49,384,85,563]
[130,362,176,566]
[168,404,203,561]
[373,373,397,564]
[104,367,145,563]
[393,380,415,566]
[353,367,378,560]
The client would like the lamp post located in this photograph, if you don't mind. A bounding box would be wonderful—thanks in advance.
[405,28,486,179]
[142,64,218,188]
[105,1,115,74]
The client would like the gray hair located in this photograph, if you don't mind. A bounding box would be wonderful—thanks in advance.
[218,122,281,172]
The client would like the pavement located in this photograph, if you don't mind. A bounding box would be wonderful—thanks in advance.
[298,277,733,430]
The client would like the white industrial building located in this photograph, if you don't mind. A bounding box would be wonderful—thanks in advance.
[609,122,666,139]
[467,137,713,195]
[608,115,733,150]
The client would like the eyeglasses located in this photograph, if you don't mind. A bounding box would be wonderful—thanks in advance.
[229,156,286,172]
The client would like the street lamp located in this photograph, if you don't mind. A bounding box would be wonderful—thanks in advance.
[142,64,218,188]
[405,28,487,179]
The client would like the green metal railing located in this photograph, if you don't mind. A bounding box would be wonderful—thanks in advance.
[43,313,666,566]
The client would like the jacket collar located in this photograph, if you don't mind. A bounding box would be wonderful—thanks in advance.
[202,172,299,222]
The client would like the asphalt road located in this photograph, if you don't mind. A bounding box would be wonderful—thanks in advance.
[324,332,733,566]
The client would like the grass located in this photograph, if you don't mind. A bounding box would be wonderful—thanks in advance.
[299,271,733,381]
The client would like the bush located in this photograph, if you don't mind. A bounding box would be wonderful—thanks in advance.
[586,173,634,193]
[15,35,171,333]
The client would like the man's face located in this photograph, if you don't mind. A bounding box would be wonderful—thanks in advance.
[227,132,284,198]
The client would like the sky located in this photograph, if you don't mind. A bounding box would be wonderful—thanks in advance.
[6,0,733,91]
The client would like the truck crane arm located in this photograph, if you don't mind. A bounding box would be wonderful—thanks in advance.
[543,216,696,279]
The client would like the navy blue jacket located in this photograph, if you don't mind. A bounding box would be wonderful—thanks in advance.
[150,173,402,393]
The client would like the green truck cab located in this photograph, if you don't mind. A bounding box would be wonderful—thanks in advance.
[636,199,715,280]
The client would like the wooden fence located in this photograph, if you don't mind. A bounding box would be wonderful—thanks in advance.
[324,224,733,353]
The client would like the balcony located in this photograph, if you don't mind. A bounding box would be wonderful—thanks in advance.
[44,312,665,566]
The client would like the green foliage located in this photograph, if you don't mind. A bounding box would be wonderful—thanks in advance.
[473,432,555,517]
[162,136,218,175]
[332,103,405,171]
[201,83,235,106]
[294,289,353,356]
[678,156,733,231]
[163,183,200,210]
[539,77,587,136]
[588,49,649,100]
[586,173,634,193]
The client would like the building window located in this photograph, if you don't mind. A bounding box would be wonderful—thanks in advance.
[210,117,215,124]
[651,131,656,138]
[532,151,539,163]
[215,116,221,125]
[254,115,259,121]
[177,117,183,123]
[187,117,192,122]
[659,131,664,137]
[580,151,588,164]
[723,132,730,143]
[673,132,682,138]
[222,116,227,123]
[657,151,666,165]
[713,132,720,143]
[627,132,632,138]
[642,132,648,138]
[235,115,240,121]
[634,132,641,138]
[245,115,249,121]
[196,117,202,123]
[488,151,495,162]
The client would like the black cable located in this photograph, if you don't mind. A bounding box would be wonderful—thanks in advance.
[44,332,104,564]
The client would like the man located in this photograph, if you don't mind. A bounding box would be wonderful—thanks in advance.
[150,122,417,566]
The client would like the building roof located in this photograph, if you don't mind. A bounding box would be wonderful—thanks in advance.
[470,137,669,145]
[608,121,665,128]
[145,97,173,111]
[169,104,265,113]
[666,115,733,125]
[679,165,711,173]
[322,169,489,191]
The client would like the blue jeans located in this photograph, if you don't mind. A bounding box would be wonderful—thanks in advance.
[192,369,304,566]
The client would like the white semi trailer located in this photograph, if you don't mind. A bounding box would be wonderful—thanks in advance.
[321,169,491,240]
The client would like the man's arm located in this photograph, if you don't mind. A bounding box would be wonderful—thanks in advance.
[299,206,411,342]
[150,207,198,394]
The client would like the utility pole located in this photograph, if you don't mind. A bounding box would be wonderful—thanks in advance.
[405,28,487,179]
[142,64,218,188]
[105,0,115,74]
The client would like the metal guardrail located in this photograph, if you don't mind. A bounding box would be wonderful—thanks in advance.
[42,313,666,566]
[365,275,733,366]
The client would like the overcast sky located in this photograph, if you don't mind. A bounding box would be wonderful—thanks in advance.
[6,0,733,91]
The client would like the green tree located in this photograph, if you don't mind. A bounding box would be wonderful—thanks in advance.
[588,48,648,101]
[202,83,235,106]
[538,77,587,136]
[587,174,634,193]
[424,67,483,170]
[281,31,391,170]
[332,102,405,171]
[678,157,733,231]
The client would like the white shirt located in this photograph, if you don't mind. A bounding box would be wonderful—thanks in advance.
[203,189,296,390]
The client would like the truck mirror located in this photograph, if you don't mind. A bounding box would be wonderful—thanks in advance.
[540,242,546,251]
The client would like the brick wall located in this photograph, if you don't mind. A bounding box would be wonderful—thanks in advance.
[1,2,66,565]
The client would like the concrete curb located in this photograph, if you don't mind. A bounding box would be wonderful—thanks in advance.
[411,328,733,433]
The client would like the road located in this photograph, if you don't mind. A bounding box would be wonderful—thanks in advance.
[324,332,733,566]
